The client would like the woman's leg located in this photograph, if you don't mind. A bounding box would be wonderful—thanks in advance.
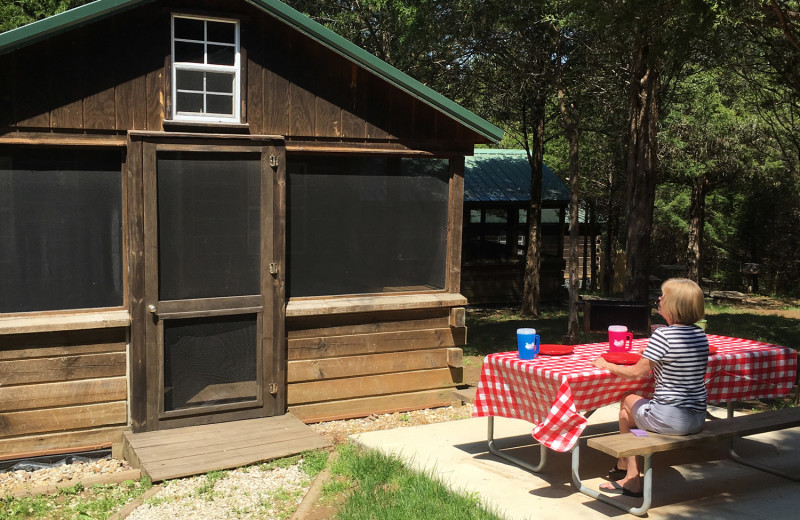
[600,394,646,493]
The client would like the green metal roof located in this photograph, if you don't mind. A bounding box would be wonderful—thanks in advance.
[0,0,504,143]
[465,149,569,204]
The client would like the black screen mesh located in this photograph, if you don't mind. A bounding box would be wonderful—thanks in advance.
[163,314,258,411]
[157,152,261,300]
[287,156,450,297]
[0,149,122,313]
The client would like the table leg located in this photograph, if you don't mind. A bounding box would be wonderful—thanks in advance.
[570,442,653,516]
[486,416,547,473]
[727,402,800,480]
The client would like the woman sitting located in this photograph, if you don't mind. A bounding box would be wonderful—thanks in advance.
[592,278,709,497]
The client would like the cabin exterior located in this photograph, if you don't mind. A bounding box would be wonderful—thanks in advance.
[0,0,502,458]
[462,149,569,304]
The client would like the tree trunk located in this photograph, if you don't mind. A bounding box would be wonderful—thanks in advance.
[566,130,581,342]
[558,83,581,343]
[686,173,707,283]
[589,200,598,291]
[521,107,546,318]
[602,195,618,294]
[582,204,589,288]
[623,42,660,303]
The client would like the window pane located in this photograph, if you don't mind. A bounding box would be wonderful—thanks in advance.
[519,208,528,224]
[207,21,236,44]
[174,40,204,63]
[288,156,449,297]
[485,209,507,223]
[542,208,561,223]
[206,72,234,93]
[157,152,260,300]
[0,150,122,313]
[174,17,204,41]
[176,69,204,91]
[207,44,235,66]
[469,209,481,223]
[164,314,258,411]
[176,91,204,113]
[206,94,233,116]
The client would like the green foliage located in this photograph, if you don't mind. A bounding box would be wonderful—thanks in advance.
[299,449,330,477]
[704,308,800,349]
[463,306,607,356]
[0,0,91,33]
[0,477,152,520]
[329,443,504,520]
[195,469,228,497]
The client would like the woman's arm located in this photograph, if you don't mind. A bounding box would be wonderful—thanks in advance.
[593,356,653,379]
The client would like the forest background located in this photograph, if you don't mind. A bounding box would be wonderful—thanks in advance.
[4,0,800,314]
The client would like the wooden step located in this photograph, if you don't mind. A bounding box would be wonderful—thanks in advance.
[122,414,331,482]
[452,386,476,405]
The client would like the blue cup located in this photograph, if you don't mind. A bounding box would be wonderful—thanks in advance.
[517,328,540,360]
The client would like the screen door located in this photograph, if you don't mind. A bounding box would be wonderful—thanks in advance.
[138,138,284,431]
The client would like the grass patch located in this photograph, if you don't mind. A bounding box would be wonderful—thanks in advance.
[466,300,800,356]
[328,444,503,520]
[704,306,800,348]
[464,305,609,356]
[0,477,152,520]
[195,469,228,497]
[299,449,329,477]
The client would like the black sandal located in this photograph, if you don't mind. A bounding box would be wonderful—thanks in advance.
[607,464,626,479]
[599,481,644,498]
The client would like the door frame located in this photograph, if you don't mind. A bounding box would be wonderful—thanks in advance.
[127,132,286,432]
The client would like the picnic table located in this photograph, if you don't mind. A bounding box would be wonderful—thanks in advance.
[473,335,797,461]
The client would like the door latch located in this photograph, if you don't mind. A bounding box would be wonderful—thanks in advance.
[269,155,279,168]
[268,383,278,395]
[269,263,278,275]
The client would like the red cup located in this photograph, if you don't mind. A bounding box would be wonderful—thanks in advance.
[608,325,633,352]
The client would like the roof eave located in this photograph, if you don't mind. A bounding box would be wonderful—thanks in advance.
[0,0,153,55]
[0,0,503,144]
[245,0,503,143]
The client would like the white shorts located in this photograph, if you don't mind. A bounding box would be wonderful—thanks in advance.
[632,399,706,435]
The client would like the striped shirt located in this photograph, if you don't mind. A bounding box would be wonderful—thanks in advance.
[642,325,709,412]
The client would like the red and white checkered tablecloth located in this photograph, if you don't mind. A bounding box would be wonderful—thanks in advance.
[472,334,797,452]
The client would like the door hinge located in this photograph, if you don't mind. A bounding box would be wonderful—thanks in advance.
[269,155,279,168]
[268,383,278,395]
[269,263,278,275]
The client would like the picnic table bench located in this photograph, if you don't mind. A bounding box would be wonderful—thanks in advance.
[573,406,800,516]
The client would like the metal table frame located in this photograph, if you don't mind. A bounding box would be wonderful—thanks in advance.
[488,402,798,516]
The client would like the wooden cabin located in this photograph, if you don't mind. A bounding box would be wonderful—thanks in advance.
[0,0,503,459]
[462,149,569,304]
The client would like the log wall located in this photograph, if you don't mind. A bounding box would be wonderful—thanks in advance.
[0,328,128,458]
[285,305,466,422]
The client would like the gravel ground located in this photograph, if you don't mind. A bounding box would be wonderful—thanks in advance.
[0,405,474,518]
[126,465,311,520]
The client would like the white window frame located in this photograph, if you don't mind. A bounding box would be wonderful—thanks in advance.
[170,14,241,123]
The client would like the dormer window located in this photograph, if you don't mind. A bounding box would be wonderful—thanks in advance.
[171,14,240,123]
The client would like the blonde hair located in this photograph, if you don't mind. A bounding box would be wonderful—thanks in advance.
[660,278,705,325]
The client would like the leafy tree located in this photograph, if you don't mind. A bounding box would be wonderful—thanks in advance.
[657,68,753,283]
[0,0,88,32]
[574,1,721,301]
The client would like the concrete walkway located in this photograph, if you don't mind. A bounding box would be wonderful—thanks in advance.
[351,405,800,520]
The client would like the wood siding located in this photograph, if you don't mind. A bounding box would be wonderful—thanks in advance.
[0,0,481,151]
[286,308,465,422]
[0,329,128,456]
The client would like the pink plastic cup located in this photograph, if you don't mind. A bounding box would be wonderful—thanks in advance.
[608,325,633,352]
